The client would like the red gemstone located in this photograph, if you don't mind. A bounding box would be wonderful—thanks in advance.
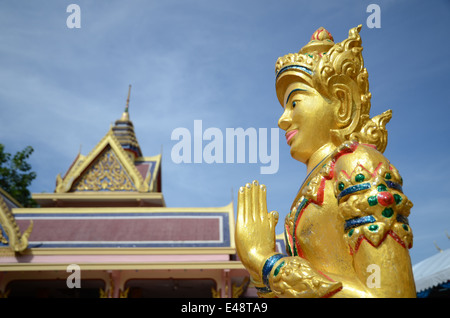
[377,192,394,207]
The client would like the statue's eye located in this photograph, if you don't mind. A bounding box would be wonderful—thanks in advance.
[292,101,297,108]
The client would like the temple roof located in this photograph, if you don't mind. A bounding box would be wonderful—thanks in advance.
[52,129,162,195]
[413,249,450,292]
[39,86,164,207]
[0,187,22,210]
[0,87,245,279]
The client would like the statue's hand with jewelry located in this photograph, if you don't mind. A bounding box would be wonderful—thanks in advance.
[236,180,342,298]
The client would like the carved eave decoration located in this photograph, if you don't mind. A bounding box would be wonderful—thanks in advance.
[0,188,33,253]
[55,129,161,193]
[135,153,162,193]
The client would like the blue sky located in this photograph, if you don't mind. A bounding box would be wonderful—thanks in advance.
[0,0,449,266]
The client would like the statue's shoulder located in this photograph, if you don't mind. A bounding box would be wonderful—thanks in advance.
[331,141,391,176]
[290,141,397,211]
[331,141,405,203]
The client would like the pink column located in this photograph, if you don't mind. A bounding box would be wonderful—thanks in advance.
[108,270,122,298]
[221,269,231,298]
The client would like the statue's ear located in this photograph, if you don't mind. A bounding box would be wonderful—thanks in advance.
[328,76,362,145]
[332,81,353,129]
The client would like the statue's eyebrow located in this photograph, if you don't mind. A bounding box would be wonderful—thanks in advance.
[285,88,307,106]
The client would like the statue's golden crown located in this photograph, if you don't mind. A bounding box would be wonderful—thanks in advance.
[275,26,368,105]
[275,26,335,79]
[275,25,372,112]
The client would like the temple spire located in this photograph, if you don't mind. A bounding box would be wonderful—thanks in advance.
[112,84,143,159]
[120,85,132,121]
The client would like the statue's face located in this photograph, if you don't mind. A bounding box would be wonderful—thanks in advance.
[278,81,337,164]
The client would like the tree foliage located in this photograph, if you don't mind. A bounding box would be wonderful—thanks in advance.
[0,144,37,207]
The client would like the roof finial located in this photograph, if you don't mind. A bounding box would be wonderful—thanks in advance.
[121,84,131,121]
[434,241,443,253]
[125,84,131,112]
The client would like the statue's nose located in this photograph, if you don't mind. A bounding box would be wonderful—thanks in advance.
[278,109,292,131]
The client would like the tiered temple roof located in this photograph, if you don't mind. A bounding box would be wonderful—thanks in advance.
[0,87,255,298]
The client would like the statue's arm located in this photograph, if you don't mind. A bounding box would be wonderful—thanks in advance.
[333,147,416,297]
[235,180,342,298]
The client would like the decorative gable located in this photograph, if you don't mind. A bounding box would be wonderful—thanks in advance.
[135,155,162,193]
[72,146,136,192]
[55,129,160,194]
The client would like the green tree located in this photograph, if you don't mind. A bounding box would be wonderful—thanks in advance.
[0,144,37,207]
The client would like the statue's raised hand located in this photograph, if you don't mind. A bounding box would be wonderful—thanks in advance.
[236,180,279,284]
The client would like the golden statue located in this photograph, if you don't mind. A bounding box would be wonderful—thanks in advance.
[236,25,416,298]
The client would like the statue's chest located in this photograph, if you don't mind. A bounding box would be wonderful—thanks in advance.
[284,161,341,258]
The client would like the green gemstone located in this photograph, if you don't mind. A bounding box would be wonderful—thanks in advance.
[402,224,409,231]
[394,194,403,205]
[368,196,378,206]
[368,224,379,232]
[355,174,365,183]
[338,182,345,191]
[377,184,387,192]
[273,261,285,277]
[382,208,394,218]
[348,229,354,237]
[385,172,392,180]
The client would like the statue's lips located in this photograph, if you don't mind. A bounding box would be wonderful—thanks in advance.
[285,130,298,145]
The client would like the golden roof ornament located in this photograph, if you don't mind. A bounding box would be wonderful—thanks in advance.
[112,85,143,159]
[0,190,33,253]
[120,84,132,122]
